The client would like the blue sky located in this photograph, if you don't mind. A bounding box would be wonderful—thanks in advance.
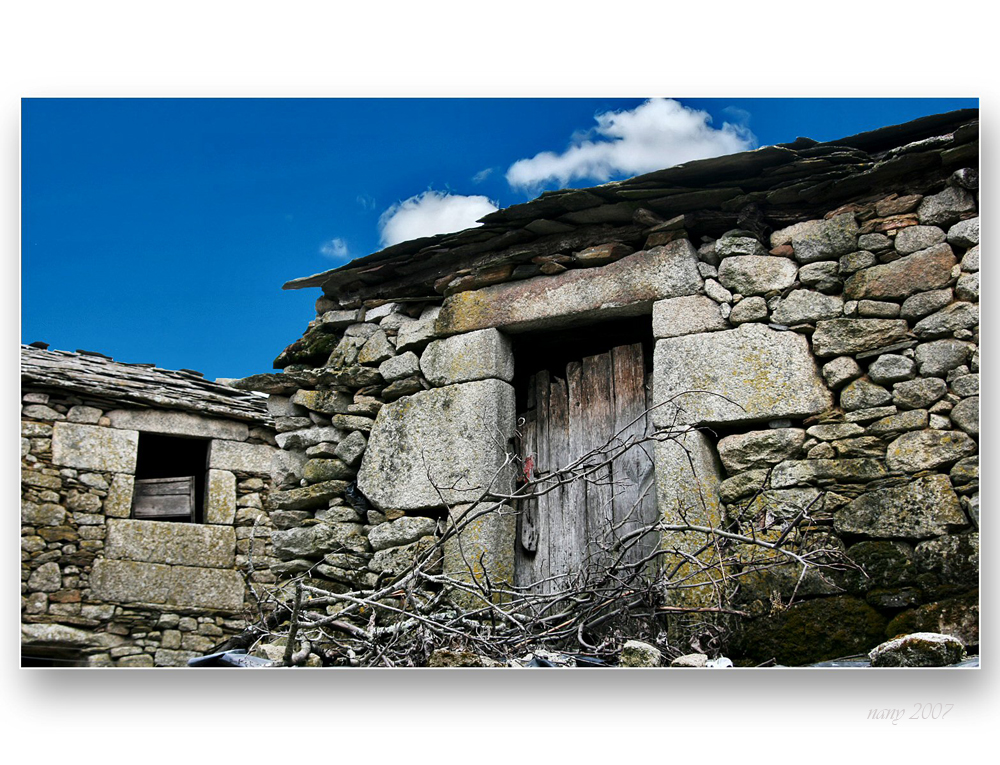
[21,97,977,380]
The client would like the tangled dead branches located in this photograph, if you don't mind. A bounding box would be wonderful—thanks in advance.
[222,396,858,667]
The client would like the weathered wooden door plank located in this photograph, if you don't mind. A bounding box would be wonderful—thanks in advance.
[546,372,571,590]
[581,351,615,574]
[565,361,586,582]
[612,343,655,568]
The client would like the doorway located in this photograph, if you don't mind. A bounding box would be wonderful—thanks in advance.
[512,318,658,593]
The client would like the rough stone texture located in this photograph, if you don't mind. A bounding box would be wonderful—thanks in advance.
[728,296,768,324]
[106,409,248,441]
[789,213,859,264]
[443,504,516,608]
[735,595,886,666]
[275,427,343,450]
[869,632,965,667]
[716,234,766,258]
[811,319,909,357]
[917,186,976,226]
[857,300,900,318]
[770,289,843,325]
[912,302,978,339]
[915,533,979,587]
[840,379,892,412]
[717,429,805,473]
[798,261,842,293]
[90,559,245,611]
[892,377,948,410]
[334,430,367,467]
[21,499,67,526]
[67,405,102,424]
[378,351,420,383]
[271,448,308,488]
[961,245,979,272]
[894,225,945,255]
[947,217,979,248]
[834,475,965,538]
[822,356,861,389]
[949,396,978,436]
[368,537,439,576]
[886,591,979,648]
[267,395,307,417]
[866,409,929,438]
[302,458,354,483]
[21,622,125,651]
[357,329,395,366]
[886,430,977,473]
[718,469,770,503]
[268,480,349,511]
[652,295,728,338]
[655,430,723,606]
[420,328,514,386]
[807,423,864,441]
[104,473,135,518]
[703,278,733,303]
[914,338,973,377]
[652,323,831,427]
[839,250,877,274]
[28,561,62,592]
[717,255,797,295]
[619,640,663,667]
[206,469,237,525]
[955,272,979,302]
[106,519,236,568]
[771,459,887,488]
[858,233,892,252]
[843,244,957,300]
[208,439,275,474]
[868,354,916,385]
[436,239,702,335]
[368,516,437,551]
[23,404,64,420]
[290,389,352,415]
[271,522,367,560]
[319,309,361,328]
[900,289,954,321]
[51,422,138,473]
[396,306,442,351]
[358,379,516,510]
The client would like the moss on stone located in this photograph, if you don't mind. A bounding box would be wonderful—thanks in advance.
[733,595,888,665]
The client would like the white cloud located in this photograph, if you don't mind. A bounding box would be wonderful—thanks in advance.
[320,237,350,260]
[505,98,757,190]
[472,167,494,183]
[378,190,498,247]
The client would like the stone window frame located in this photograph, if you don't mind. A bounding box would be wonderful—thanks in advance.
[50,409,276,529]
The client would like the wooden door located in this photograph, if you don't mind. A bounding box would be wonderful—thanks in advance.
[515,342,658,593]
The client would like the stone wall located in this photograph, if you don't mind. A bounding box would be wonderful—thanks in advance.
[20,386,278,667]
[238,312,521,615]
[650,174,980,663]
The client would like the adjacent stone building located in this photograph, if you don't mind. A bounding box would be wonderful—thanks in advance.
[236,108,979,665]
[20,346,279,666]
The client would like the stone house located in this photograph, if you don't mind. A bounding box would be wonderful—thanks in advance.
[22,108,979,667]
[235,108,979,665]
[20,346,279,666]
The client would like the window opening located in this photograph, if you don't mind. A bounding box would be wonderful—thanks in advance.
[132,432,209,523]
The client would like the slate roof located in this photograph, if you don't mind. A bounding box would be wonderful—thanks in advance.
[20,345,272,424]
[284,108,978,307]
